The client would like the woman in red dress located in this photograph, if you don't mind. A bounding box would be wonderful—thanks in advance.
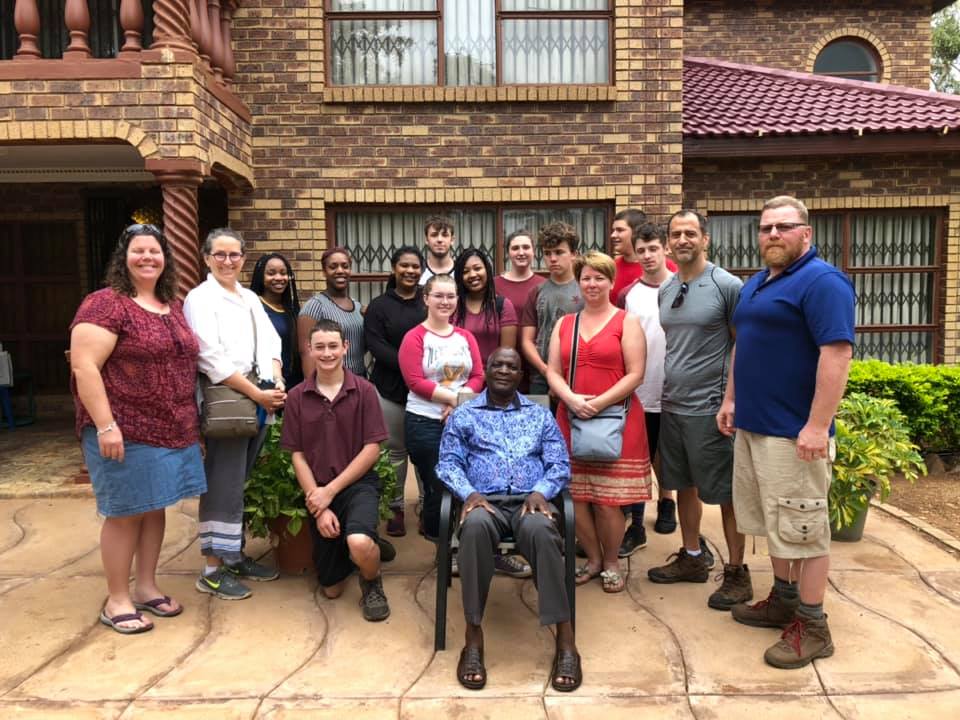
[546,251,652,593]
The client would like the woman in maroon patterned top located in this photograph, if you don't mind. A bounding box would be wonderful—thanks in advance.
[70,224,206,635]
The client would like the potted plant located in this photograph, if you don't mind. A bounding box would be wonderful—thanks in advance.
[830,392,926,541]
[244,420,400,574]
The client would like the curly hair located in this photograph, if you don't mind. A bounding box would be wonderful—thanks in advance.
[452,247,498,327]
[249,252,301,316]
[537,221,580,254]
[104,224,178,303]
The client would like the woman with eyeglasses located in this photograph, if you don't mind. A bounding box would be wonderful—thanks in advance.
[183,228,287,601]
[70,224,207,634]
[298,247,367,378]
[363,246,427,537]
[546,251,652,594]
[250,252,303,390]
[453,247,517,364]
[399,273,484,539]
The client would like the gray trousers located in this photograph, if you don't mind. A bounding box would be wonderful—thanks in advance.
[458,494,570,627]
[378,393,423,511]
[199,424,268,563]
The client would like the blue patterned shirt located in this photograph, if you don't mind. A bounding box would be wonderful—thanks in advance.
[437,390,570,501]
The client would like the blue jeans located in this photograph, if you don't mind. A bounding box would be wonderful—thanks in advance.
[404,411,444,539]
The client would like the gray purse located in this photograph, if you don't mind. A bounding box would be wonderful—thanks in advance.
[566,312,629,462]
[199,308,260,439]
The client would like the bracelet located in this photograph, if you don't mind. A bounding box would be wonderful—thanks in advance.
[96,422,117,437]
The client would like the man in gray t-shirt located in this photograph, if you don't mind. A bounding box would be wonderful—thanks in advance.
[648,210,753,613]
[659,263,741,415]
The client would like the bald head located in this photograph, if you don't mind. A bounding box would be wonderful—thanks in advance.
[485,347,523,404]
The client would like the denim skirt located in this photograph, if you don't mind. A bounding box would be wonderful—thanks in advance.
[81,426,207,518]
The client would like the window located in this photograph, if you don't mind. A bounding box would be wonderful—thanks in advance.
[330,203,610,304]
[813,38,881,82]
[709,211,942,364]
[327,0,611,87]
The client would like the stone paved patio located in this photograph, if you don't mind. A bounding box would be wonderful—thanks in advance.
[2,447,960,718]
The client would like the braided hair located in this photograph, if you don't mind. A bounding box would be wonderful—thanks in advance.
[250,252,301,317]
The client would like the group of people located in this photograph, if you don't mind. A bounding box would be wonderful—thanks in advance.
[69,195,854,692]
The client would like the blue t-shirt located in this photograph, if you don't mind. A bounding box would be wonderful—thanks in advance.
[732,248,855,439]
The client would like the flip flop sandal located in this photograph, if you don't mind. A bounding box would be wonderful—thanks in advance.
[99,609,153,635]
[601,569,625,594]
[457,646,486,690]
[575,564,601,586]
[134,595,183,618]
[551,648,582,692]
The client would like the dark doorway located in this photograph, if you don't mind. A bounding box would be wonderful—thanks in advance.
[0,222,82,393]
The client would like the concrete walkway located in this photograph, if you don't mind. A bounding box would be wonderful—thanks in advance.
[2,475,960,718]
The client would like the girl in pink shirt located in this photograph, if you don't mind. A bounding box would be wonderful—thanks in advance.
[399,274,484,537]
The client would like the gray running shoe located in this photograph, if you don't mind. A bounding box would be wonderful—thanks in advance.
[359,575,391,622]
[195,567,252,600]
[224,554,279,582]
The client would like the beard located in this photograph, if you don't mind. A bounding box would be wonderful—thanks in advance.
[762,244,802,269]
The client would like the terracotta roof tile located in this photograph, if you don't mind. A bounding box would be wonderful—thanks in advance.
[684,57,960,138]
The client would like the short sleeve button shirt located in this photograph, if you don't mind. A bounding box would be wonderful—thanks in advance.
[280,370,389,486]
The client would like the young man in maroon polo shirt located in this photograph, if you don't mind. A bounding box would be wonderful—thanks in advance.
[280,319,391,621]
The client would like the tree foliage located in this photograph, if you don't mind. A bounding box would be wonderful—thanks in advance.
[933,6,960,93]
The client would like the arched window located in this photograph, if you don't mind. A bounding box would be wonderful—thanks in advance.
[813,38,881,82]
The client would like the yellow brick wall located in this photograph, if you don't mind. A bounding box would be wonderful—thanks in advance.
[230,0,684,291]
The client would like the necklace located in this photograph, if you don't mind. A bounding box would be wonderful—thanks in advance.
[260,297,285,313]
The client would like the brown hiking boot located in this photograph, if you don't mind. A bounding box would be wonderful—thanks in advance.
[764,614,834,669]
[732,588,798,629]
[707,563,753,610]
[647,548,709,584]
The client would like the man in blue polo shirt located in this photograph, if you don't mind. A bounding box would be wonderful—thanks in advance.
[717,196,855,669]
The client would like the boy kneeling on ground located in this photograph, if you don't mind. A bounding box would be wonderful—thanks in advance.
[280,319,391,621]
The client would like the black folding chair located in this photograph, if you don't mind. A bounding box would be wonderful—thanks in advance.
[434,488,576,651]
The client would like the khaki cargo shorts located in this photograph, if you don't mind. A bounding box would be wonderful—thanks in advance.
[732,430,833,560]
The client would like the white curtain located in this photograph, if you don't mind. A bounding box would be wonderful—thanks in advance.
[708,211,938,364]
[330,1,609,85]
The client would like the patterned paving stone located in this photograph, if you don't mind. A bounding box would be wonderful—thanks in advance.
[0,499,101,576]
[144,576,323,701]
[9,575,208,702]
[270,575,432,700]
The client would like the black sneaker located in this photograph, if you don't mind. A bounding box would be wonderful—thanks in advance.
[359,575,391,622]
[195,567,252,600]
[494,554,532,578]
[654,499,677,534]
[224,554,279,582]
[699,536,716,570]
[618,524,647,558]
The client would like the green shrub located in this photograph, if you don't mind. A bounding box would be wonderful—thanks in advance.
[845,360,960,452]
[831,392,926,530]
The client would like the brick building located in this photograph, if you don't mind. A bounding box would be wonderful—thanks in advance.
[0,0,956,407]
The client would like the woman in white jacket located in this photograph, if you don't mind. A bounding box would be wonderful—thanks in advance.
[184,228,286,600]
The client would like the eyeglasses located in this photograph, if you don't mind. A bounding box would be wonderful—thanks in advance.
[120,223,162,247]
[758,222,807,236]
[209,251,244,263]
[428,293,457,302]
[670,282,689,309]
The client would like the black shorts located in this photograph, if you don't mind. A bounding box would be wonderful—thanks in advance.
[308,473,379,587]
[645,411,661,459]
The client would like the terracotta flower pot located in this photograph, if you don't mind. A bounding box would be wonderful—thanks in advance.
[268,517,313,575]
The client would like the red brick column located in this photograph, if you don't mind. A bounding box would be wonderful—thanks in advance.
[147,160,204,299]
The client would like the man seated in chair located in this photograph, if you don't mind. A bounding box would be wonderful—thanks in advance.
[437,347,581,692]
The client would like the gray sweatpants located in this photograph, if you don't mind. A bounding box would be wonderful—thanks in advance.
[198,425,268,563]
[458,494,570,627]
